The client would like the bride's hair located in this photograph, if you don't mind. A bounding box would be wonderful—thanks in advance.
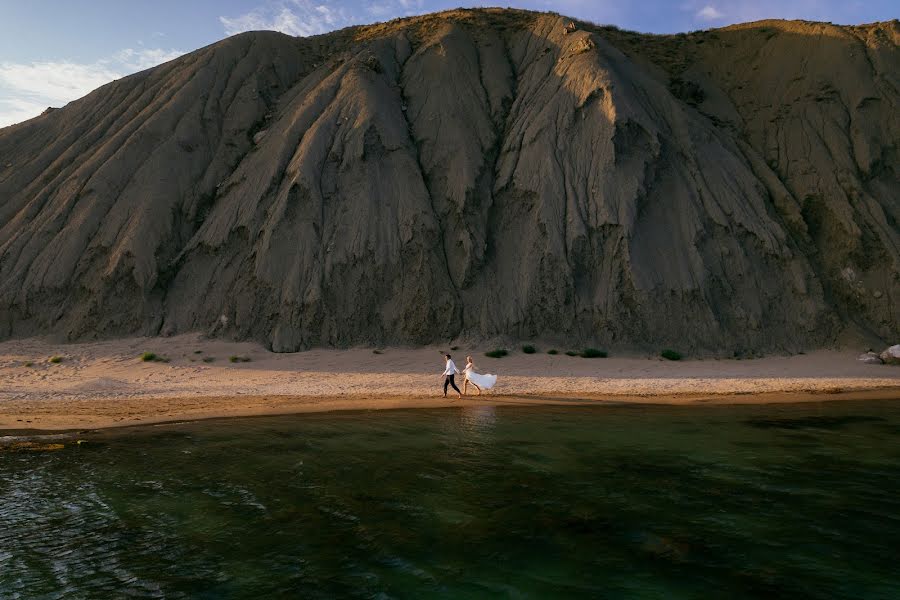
[466,355,473,364]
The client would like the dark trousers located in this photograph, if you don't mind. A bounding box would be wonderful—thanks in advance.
[444,374,461,395]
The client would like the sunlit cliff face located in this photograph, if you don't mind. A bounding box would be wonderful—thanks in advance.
[0,11,896,353]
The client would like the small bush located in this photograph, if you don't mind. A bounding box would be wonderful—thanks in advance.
[229,355,251,363]
[48,356,63,363]
[565,350,580,357]
[140,352,158,362]
[547,349,559,355]
[24,361,33,367]
[661,349,682,361]
[580,348,608,358]
[373,349,383,354]
[194,350,203,354]
[485,349,508,358]
[522,344,537,354]
[202,357,216,363]
[450,346,459,351]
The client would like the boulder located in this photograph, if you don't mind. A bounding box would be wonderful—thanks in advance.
[858,352,883,365]
[879,345,900,365]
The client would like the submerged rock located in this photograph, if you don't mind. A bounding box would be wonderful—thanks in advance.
[0,442,65,453]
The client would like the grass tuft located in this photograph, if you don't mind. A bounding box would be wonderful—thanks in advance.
[48,356,63,364]
[565,350,580,357]
[373,350,383,354]
[547,349,558,355]
[522,344,537,354]
[229,355,251,363]
[140,352,170,363]
[24,361,33,367]
[450,346,459,351]
[580,348,608,358]
[202,357,216,363]
[661,349,682,361]
[485,349,508,359]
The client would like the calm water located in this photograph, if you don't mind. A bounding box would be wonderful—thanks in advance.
[2,402,900,599]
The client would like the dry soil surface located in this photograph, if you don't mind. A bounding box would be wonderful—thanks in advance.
[1,334,898,430]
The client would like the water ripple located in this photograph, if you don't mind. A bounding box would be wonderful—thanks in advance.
[2,404,900,598]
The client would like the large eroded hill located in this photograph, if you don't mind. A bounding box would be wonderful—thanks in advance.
[0,10,897,353]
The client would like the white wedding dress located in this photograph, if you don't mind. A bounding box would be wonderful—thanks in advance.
[463,366,497,389]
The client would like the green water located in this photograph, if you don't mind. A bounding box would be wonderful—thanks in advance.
[2,402,900,599]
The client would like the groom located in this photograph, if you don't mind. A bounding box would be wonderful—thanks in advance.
[441,354,462,399]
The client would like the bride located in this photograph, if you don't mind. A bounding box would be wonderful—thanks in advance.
[463,356,497,396]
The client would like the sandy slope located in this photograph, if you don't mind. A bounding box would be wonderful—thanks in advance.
[1,12,897,353]
[1,334,897,430]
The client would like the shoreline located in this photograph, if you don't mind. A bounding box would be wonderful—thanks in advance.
[2,388,899,433]
[2,333,898,432]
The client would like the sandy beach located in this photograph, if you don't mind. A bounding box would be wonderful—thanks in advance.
[1,333,897,431]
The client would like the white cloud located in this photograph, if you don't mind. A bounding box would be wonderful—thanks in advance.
[218,0,430,38]
[220,1,352,37]
[366,2,395,18]
[0,96,54,130]
[695,5,725,20]
[0,61,121,107]
[0,47,183,129]
[115,48,184,71]
[367,0,426,19]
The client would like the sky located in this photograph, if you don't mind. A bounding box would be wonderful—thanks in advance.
[0,0,895,128]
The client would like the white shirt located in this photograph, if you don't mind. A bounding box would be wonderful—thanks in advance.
[443,359,459,376]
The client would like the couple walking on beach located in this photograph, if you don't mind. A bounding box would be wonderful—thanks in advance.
[442,354,498,398]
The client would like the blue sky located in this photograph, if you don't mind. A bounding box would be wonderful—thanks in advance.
[1,0,895,127]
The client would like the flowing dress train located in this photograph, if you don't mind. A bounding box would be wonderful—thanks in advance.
[463,367,497,390]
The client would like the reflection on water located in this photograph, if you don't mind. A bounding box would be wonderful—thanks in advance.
[459,405,497,434]
[2,402,900,598]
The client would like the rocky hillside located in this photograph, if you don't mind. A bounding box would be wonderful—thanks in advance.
[0,10,897,353]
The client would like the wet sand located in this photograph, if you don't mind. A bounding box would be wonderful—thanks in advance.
[2,334,898,431]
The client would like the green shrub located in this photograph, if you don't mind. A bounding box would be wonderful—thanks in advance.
[485,349,508,358]
[580,348,608,358]
[48,356,63,363]
[24,361,33,367]
[229,355,251,363]
[547,349,559,355]
[140,352,170,363]
[194,350,203,354]
[202,357,216,363]
[565,350,579,357]
[522,344,537,354]
[450,346,459,351]
[661,349,682,361]
[373,349,383,354]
